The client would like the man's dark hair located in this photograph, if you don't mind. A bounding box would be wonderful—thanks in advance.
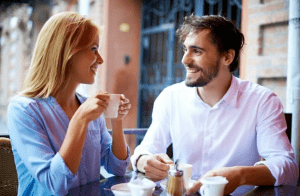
[176,14,245,73]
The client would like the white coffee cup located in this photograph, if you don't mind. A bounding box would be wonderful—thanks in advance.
[178,163,193,189]
[104,94,121,118]
[200,176,228,196]
[128,178,156,196]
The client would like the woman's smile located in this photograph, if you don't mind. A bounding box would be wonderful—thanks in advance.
[90,65,98,74]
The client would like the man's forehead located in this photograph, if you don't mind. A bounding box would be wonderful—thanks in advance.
[184,29,211,44]
[187,29,210,38]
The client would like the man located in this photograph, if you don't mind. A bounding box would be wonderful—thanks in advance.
[131,15,299,195]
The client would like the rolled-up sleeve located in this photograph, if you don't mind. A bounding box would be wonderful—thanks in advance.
[7,100,76,196]
[100,119,130,176]
[256,93,299,186]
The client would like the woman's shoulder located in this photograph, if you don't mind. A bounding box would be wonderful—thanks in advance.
[8,95,53,112]
[9,95,38,107]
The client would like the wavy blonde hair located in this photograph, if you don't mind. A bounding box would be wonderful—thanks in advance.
[20,11,100,98]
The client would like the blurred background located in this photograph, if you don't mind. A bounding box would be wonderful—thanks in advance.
[0,0,298,166]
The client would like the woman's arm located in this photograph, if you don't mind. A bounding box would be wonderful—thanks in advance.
[59,92,109,174]
[110,95,131,160]
[111,119,128,160]
[58,113,89,174]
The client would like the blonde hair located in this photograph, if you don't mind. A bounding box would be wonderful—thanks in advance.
[20,11,100,98]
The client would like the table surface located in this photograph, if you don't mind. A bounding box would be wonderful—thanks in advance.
[66,171,300,196]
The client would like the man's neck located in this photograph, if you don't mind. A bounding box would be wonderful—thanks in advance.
[197,73,232,107]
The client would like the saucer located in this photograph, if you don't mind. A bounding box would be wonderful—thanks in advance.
[160,179,197,190]
[111,183,131,196]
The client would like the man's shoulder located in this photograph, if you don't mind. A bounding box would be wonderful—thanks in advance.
[234,77,282,108]
[163,81,190,94]
[155,81,192,103]
[236,77,273,96]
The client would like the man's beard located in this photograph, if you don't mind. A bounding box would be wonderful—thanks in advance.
[185,58,220,87]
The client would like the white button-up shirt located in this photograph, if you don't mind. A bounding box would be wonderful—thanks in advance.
[131,76,298,195]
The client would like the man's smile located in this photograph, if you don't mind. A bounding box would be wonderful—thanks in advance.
[186,67,200,74]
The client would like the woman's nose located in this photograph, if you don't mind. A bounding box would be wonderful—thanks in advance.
[97,52,104,64]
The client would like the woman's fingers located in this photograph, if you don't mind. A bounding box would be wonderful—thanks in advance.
[94,92,110,101]
[119,95,131,112]
[95,98,109,108]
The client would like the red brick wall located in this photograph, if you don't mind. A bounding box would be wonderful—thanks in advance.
[242,0,289,110]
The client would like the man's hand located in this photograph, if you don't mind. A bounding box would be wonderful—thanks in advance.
[137,154,173,181]
[186,166,243,195]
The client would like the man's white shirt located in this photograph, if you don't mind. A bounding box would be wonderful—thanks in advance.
[131,76,298,195]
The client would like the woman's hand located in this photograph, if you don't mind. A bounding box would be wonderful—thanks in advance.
[115,94,131,120]
[77,91,110,123]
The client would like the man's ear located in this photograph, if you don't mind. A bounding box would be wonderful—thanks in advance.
[223,49,235,67]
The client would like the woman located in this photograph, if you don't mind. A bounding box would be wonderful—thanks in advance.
[7,11,131,196]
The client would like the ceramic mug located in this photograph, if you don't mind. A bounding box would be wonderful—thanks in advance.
[200,176,228,196]
[128,178,156,196]
[104,94,121,118]
[177,163,193,189]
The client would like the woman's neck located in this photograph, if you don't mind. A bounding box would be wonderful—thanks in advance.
[54,83,80,120]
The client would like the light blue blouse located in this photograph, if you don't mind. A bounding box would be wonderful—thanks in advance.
[7,94,130,196]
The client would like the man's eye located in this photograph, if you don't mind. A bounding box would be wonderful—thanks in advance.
[194,50,201,54]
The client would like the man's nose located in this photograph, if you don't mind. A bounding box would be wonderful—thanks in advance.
[181,52,192,65]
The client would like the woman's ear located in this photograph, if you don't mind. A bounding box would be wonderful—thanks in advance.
[223,49,235,67]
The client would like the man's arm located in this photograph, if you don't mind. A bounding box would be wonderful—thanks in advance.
[130,87,173,178]
[187,165,275,195]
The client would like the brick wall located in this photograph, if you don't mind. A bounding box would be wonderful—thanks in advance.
[245,0,289,110]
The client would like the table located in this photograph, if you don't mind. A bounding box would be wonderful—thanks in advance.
[67,171,199,196]
[66,171,300,196]
[0,133,9,138]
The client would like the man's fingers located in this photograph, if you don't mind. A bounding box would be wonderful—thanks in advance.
[157,154,173,165]
[148,157,170,171]
[144,170,168,181]
[186,180,202,195]
[144,158,170,180]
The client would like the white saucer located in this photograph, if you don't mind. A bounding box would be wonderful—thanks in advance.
[160,179,197,190]
[111,183,131,196]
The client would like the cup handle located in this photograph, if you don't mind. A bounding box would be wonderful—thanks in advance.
[200,185,207,196]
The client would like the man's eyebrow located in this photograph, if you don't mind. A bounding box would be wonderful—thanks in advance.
[182,45,205,51]
[189,45,205,51]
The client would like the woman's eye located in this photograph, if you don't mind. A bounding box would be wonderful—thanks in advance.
[92,47,98,52]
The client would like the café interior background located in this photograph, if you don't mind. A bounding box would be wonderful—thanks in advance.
[0,0,294,163]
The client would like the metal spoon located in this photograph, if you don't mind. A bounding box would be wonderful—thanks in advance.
[175,159,179,171]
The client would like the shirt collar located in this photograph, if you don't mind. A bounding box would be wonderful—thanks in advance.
[47,93,85,106]
[222,75,240,108]
[184,76,240,108]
